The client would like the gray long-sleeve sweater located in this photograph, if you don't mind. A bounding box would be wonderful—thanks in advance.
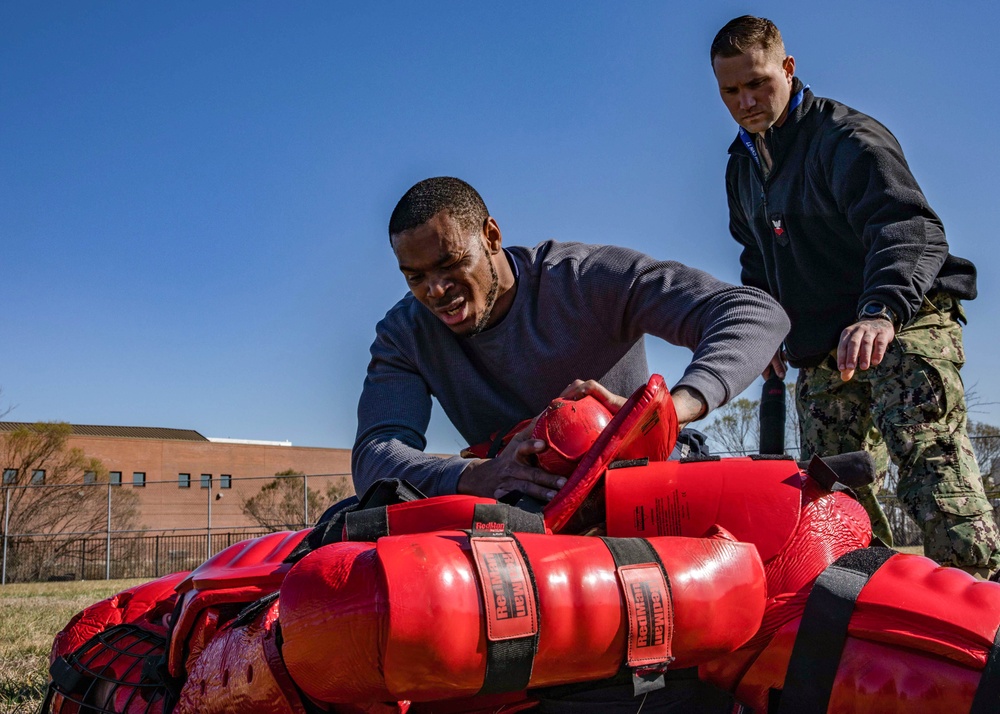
[353,240,789,497]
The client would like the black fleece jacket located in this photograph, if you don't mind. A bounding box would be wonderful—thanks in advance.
[726,78,977,368]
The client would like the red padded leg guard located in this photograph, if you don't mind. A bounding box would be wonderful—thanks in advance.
[175,599,310,714]
[707,554,1000,712]
[278,531,765,704]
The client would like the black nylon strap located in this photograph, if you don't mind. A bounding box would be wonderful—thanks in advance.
[487,429,512,458]
[599,537,674,696]
[777,547,897,714]
[472,503,545,534]
[343,506,389,541]
[601,537,663,571]
[477,533,540,696]
[355,478,427,508]
[609,457,649,470]
[479,633,537,695]
[49,657,84,694]
[971,622,1000,714]
[679,454,721,463]
[286,479,427,562]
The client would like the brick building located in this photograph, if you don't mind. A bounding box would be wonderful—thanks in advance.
[0,422,354,532]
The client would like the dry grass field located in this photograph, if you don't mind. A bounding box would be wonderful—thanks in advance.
[0,579,144,714]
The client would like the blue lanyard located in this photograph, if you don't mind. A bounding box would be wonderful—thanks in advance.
[738,86,807,169]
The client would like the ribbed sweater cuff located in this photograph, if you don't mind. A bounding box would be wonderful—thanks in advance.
[673,367,729,414]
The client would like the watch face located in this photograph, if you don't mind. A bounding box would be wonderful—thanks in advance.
[863,302,885,317]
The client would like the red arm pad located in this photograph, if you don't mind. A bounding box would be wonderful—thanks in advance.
[278,531,764,704]
[380,495,523,536]
[544,375,678,533]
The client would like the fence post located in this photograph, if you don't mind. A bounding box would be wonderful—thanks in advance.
[106,482,112,580]
[207,475,213,559]
[303,474,309,528]
[155,535,160,578]
[2,487,10,586]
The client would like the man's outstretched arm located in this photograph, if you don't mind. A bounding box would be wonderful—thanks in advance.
[559,378,706,429]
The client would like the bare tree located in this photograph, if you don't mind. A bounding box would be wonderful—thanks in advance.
[970,421,1000,494]
[705,398,760,456]
[965,384,998,417]
[0,388,13,421]
[704,380,800,457]
[241,469,354,532]
[1,422,139,581]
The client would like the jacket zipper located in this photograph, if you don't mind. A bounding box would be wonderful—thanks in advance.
[756,132,774,233]
[756,164,770,233]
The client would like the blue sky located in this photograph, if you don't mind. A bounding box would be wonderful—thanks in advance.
[3,2,999,454]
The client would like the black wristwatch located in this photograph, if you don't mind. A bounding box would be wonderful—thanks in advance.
[858,301,896,325]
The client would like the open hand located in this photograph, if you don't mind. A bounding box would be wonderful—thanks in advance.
[559,379,627,413]
[838,319,895,381]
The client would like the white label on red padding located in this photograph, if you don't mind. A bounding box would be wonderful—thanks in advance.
[617,563,673,666]
[471,537,538,641]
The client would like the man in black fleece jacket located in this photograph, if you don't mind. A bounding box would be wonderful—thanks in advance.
[711,15,999,576]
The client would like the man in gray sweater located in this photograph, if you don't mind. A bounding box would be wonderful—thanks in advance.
[353,177,790,501]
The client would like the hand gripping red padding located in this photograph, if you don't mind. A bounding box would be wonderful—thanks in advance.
[543,375,678,533]
[278,530,765,704]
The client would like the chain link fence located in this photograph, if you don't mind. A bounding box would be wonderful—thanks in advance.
[1,472,353,584]
[3,454,999,584]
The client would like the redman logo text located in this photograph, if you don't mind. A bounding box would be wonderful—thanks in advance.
[482,551,529,620]
[629,579,667,648]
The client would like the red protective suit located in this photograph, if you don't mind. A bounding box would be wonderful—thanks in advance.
[45,373,1000,713]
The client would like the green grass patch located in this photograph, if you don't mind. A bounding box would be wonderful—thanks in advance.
[0,579,144,713]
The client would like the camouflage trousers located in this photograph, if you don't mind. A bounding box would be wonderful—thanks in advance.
[796,292,1000,570]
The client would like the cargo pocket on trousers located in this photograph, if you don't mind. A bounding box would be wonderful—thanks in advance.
[932,470,993,519]
[895,295,966,366]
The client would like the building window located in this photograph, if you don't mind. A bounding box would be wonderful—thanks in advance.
[84,471,96,485]
[133,472,146,487]
[200,474,212,489]
[110,471,122,486]
[3,469,16,485]
[178,473,191,489]
[31,469,45,485]
[220,474,232,489]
